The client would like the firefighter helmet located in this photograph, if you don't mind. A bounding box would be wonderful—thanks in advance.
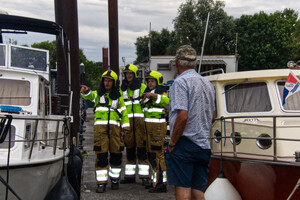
[145,70,164,86]
[102,70,118,85]
[122,64,138,78]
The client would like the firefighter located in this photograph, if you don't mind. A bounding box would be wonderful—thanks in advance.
[80,70,130,193]
[120,64,150,185]
[142,70,169,193]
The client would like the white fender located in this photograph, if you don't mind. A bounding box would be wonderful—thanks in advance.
[205,177,242,200]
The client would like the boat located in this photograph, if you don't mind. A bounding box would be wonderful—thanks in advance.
[204,67,300,200]
[0,14,73,200]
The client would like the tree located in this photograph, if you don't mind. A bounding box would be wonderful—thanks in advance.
[134,28,177,64]
[236,9,300,71]
[173,0,236,55]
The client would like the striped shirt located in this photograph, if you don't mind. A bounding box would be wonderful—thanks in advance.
[169,69,215,149]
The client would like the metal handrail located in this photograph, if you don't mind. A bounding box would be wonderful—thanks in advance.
[200,68,224,76]
[0,115,70,160]
[213,115,300,161]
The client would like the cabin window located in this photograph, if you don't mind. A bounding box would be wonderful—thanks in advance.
[0,45,6,66]
[10,46,47,71]
[225,82,272,113]
[157,63,171,71]
[0,79,31,106]
[277,81,300,111]
[0,125,16,149]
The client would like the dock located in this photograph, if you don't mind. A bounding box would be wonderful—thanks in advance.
[80,108,175,199]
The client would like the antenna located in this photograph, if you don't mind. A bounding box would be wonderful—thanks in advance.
[198,12,210,74]
[148,22,151,59]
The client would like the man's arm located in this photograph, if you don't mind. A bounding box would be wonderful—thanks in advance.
[168,109,188,152]
[212,110,216,123]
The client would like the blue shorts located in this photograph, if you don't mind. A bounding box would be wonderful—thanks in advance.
[165,136,211,191]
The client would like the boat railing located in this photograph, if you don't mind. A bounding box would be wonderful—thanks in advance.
[211,115,300,162]
[0,114,71,160]
[200,68,224,76]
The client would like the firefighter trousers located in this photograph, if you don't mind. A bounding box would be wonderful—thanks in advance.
[93,124,124,184]
[123,117,149,179]
[146,122,167,187]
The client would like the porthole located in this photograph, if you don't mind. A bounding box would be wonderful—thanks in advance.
[230,132,241,145]
[256,133,272,150]
[214,130,222,143]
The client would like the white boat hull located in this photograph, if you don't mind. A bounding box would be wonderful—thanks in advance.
[0,157,63,200]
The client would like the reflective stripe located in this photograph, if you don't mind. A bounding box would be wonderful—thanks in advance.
[99,95,106,104]
[82,90,91,96]
[138,164,150,176]
[145,108,164,113]
[96,170,108,182]
[109,167,121,179]
[123,90,129,99]
[133,89,140,99]
[94,120,120,126]
[128,113,144,118]
[144,118,166,123]
[125,100,140,105]
[155,94,161,104]
[111,100,118,109]
[162,171,167,183]
[125,164,136,175]
[152,172,157,183]
[122,123,130,128]
[92,93,98,103]
[95,107,116,112]
[118,106,126,113]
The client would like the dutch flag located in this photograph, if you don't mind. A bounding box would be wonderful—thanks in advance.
[282,71,300,106]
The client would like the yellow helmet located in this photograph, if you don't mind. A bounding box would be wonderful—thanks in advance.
[102,70,118,85]
[145,70,164,86]
[122,64,138,78]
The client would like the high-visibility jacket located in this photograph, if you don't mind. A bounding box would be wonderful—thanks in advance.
[81,90,130,130]
[122,83,147,118]
[143,91,169,123]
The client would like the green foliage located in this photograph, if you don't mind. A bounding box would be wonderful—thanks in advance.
[235,9,300,71]
[83,60,102,90]
[134,0,236,64]
[134,28,178,64]
[174,0,236,55]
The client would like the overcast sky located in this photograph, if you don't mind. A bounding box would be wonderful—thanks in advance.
[0,0,299,65]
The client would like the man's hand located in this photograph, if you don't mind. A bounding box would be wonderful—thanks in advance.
[143,92,153,99]
[80,85,89,94]
[168,140,176,152]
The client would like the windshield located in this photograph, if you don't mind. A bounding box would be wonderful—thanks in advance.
[0,79,31,106]
[277,81,300,111]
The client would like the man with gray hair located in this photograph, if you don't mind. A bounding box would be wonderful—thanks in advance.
[166,45,216,200]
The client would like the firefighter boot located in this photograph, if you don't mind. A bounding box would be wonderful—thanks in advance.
[96,184,106,193]
[120,177,136,184]
[111,179,119,190]
[148,183,167,193]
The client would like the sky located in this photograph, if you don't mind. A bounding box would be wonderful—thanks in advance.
[0,0,299,65]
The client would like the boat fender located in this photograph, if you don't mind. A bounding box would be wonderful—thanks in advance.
[45,174,78,200]
[72,144,83,162]
[205,177,242,200]
[67,146,83,198]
